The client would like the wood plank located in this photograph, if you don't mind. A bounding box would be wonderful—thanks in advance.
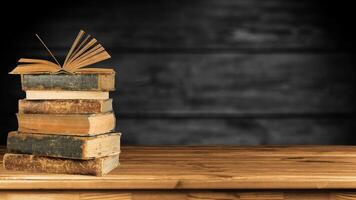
[110,53,356,115]
[1,190,356,200]
[119,118,356,145]
[0,191,131,200]
[18,0,353,51]
[2,146,356,189]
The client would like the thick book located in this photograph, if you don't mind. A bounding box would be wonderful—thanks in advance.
[21,73,115,91]
[19,99,113,114]
[17,112,116,136]
[3,153,119,176]
[26,90,109,100]
[7,131,121,159]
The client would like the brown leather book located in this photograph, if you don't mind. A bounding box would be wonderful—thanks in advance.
[19,99,113,114]
[3,153,119,176]
[17,112,116,136]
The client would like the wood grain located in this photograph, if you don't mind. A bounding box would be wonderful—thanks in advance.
[21,0,352,51]
[2,146,356,189]
[111,53,356,115]
[118,113,356,145]
[1,190,356,200]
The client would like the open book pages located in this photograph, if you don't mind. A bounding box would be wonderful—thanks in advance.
[10,30,114,74]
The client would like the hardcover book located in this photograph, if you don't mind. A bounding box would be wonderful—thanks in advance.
[25,90,109,100]
[19,99,113,114]
[21,73,115,91]
[17,113,116,136]
[4,153,120,176]
[7,131,121,159]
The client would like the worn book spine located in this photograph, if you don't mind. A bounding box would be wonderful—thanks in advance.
[17,112,116,136]
[21,73,115,91]
[19,99,113,114]
[25,90,109,100]
[3,153,120,176]
[7,132,121,159]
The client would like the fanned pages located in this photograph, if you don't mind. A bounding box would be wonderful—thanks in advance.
[10,30,113,74]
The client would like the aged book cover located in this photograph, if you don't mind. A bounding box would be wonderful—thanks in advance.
[7,131,121,159]
[21,73,115,91]
[3,153,119,176]
[19,99,113,114]
[17,112,116,136]
[25,90,109,100]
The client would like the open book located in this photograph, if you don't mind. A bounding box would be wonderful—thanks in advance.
[10,30,114,74]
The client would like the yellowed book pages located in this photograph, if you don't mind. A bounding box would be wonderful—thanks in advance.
[10,30,113,75]
[26,90,109,100]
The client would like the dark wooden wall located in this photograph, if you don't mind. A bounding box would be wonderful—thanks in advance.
[1,0,355,145]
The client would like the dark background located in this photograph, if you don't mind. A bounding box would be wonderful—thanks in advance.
[1,0,355,145]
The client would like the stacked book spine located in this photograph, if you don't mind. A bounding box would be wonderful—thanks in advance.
[3,72,120,176]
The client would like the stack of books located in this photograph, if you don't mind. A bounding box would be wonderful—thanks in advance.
[3,30,121,176]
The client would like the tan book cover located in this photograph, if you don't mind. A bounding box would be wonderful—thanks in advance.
[25,90,109,100]
[19,99,113,114]
[3,153,119,176]
[17,112,116,136]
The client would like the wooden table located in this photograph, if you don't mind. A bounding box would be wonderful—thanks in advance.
[1,146,356,199]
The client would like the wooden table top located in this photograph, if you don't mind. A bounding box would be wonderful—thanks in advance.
[1,146,356,190]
